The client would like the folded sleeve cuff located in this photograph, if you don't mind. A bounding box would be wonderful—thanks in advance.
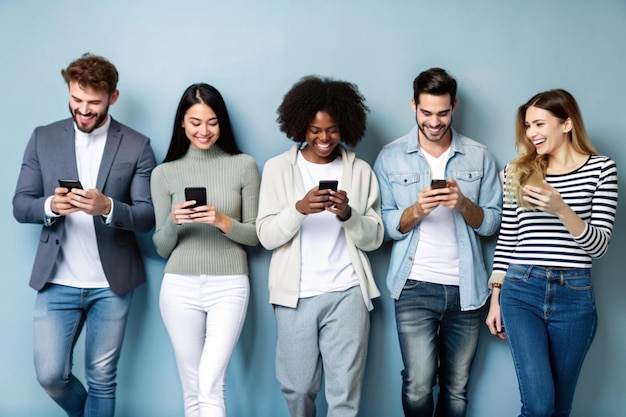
[488,271,506,289]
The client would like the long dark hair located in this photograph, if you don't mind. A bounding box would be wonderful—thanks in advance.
[163,83,241,162]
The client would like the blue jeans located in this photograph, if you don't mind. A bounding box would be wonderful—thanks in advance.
[395,280,482,417]
[501,265,597,417]
[33,284,132,417]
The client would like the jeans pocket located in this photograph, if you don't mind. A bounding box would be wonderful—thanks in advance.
[504,264,530,284]
[402,279,420,290]
[563,277,592,291]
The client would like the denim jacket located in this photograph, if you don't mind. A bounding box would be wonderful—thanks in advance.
[373,127,502,310]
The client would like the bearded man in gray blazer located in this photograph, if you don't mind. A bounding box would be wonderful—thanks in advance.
[12,53,156,417]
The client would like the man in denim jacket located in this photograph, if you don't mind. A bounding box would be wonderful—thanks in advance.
[373,68,502,417]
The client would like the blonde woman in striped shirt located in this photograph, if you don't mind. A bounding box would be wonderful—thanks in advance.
[486,89,618,417]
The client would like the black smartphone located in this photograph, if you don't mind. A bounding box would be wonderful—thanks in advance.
[58,179,83,191]
[431,179,447,189]
[184,187,207,208]
[319,180,338,191]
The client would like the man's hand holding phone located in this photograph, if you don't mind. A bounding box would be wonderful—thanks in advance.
[431,179,483,228]
[52,180,82,216]
[432,178,468,212]
[53,179,112,216]
[421,179,449,211]
[399,180,447,233]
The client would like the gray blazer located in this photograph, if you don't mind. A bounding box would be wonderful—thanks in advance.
[13,117,156,295]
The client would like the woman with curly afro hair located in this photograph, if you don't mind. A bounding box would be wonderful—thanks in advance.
[256,76,383,417]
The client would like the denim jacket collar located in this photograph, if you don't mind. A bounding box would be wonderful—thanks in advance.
[406,126,465,158]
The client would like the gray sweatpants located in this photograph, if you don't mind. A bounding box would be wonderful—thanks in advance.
[275,286,370,417]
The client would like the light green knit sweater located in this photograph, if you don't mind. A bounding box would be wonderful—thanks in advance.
[151,146,259,276]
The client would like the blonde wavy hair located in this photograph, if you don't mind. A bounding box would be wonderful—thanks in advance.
[506,89,597,209]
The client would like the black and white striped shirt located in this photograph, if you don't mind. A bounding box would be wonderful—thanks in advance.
[493,155,618,273]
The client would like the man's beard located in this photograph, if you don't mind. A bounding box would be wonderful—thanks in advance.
[69,104,109,133]
[417,116,453,143]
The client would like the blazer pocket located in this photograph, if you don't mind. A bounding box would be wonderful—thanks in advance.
[39,228,50,243]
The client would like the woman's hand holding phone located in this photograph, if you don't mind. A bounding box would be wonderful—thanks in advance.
[172,187,232,233]
[295,180,339,215]
[295,180,350,220]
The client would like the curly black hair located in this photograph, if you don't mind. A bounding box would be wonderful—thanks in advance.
[277,75,369,147]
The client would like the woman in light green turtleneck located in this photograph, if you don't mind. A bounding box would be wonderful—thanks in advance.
[150,83,259,417]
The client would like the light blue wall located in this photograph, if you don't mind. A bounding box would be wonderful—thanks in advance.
[1,1,624,416]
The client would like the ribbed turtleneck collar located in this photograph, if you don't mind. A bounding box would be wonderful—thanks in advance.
[185,145,226,162]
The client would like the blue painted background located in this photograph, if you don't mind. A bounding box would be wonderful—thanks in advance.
[1,1,624,416]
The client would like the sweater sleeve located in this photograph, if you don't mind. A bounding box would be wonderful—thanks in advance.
[150,165,179,259]
[223,156,260,246]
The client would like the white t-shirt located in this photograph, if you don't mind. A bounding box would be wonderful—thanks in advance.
[409,147,460,285]
[297,152,358,297]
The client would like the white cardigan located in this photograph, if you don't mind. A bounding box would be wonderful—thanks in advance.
[256,144,383,311]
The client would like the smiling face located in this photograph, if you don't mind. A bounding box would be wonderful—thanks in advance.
[525,105,572,156]
[68,81,118,133]
[413,93,456,145]
[182,103,220,150]
[301,111,341,164]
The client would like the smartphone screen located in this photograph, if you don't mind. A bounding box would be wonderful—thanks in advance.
[58,179,83,190]
[431,179,447,189]
[184,187,207,208]
[319,180,338,191]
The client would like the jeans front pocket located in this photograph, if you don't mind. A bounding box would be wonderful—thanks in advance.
[504,264,531,285]
[562,276,592,291]
[402,279,420,290]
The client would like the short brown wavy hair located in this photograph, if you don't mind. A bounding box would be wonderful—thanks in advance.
[61,53,118,94]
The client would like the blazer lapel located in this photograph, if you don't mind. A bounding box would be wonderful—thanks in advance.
[56,119,80,180]
[96,118,122,190]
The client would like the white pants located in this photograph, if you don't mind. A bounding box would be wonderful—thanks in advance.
[160,273,249,417]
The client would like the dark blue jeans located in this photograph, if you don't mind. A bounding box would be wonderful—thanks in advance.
[501,264,597,417]
[395,280,482,417]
